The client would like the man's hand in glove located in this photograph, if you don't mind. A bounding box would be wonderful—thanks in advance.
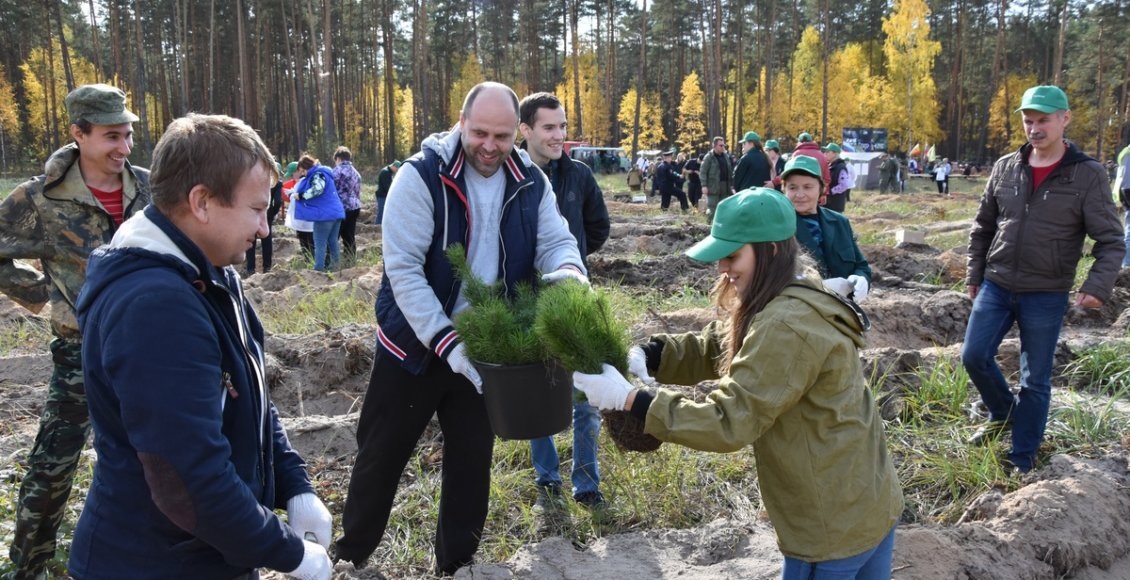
[287,540,331,580]
[823,277,853,297]
[541,267,589,286]
[572,363,633,411]
[446,342,483,393]
[847,275,870,303]
[627,346,655,385]
[286,492,332,548]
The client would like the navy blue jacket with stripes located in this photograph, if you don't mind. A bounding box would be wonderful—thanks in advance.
[374,132,584,375]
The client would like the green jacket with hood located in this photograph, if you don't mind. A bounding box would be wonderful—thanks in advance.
[641,279,903,562]
[0,143,150,340]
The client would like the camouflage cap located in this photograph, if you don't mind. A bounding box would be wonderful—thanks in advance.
[65,84,139,126]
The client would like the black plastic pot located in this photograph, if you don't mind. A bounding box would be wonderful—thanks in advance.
[476,359,573,440]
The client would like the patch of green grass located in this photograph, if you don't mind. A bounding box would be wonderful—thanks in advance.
[256,282,376,334]
[0,316,52,356]
[369,432,759,577]
[0,177,24,200]
[0,443,92,578]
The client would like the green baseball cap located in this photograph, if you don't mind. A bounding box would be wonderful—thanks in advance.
[798,132,813,143]
[742,131,761,143]
[1016,85,1069,114]
[685,188,796,263]
[282,161,298,179]
[765,139,780,151]
[822,143,842,153]
[780,155,824,185]
[65,84,139,125]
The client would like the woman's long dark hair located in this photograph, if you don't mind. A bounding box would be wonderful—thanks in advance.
[712,237,811,373]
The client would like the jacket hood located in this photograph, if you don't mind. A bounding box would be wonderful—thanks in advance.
[779,279,868,348]
[421,126,535,172]
[42,143,81,187]
[76,205,222,324]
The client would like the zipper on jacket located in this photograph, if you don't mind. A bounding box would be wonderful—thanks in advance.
[218,279,270,487]
[499,180,535,293]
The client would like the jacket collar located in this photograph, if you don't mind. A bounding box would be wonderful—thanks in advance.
[428,127,534,187]
[41,142,143,207]
[1018,140,1091,167]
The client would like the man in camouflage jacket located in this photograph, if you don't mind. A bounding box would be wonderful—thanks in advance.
[0,84,149,580]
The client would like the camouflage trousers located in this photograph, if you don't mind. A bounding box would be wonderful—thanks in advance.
[6,338,89,580]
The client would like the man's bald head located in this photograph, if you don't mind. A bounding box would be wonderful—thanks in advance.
[462,82,519,122]
[459,82,520,177]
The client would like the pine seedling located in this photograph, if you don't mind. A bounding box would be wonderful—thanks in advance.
[445,244,547,365]
[534,280,629,374]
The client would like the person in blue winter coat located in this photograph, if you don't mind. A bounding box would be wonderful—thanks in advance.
[71,114,332,580]
[294,153,346,271]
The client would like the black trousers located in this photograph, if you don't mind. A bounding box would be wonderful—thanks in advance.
[244,204,280,274]
[336,350,495,575]
[297,230,315,262]
[824,192,847,213]
[661,188,689,210]
[340,208,361,262]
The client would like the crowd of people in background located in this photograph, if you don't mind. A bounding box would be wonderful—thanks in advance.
[3,79,1127,580]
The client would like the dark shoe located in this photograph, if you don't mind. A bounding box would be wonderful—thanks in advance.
[968,419,1012,446]
[1001,457,1032,476]
[533,483,566,513]
[574,491,607,510]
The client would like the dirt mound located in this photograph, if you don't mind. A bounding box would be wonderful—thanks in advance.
[266,323,374,417]
[439,453,1130,580]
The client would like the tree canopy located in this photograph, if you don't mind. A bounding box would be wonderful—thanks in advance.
[1,0,1127,173]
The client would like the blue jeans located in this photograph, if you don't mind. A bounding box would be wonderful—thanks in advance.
[1122,209,1130,267]
[529,392,601,496]
[781,525,896,580]
[375,196,386,225]
[312,219,342,271]
[961,279,1068,471]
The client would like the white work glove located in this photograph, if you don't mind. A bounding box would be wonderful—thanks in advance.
[627,346,655,385]
[286,492,332,549]
[572,363,633,411]
[287,540,332,580]
[823,277,853,298]
[541,268,590,286]
[847,275,870,303]
[446,342,483,394]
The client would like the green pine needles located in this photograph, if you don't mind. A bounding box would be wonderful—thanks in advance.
[534,280,629,374]
[446,245,548,366]
[444,244,630,372]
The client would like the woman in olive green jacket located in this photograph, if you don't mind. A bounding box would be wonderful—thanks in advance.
[573,188,903,579]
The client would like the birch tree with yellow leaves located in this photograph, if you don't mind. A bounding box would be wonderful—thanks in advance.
[882,0,943,152]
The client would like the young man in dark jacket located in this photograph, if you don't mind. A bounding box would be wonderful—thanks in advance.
[654,150,688,211]
[0,84,150,580]
[73,114,332,579]
[963,85,1125,473]
[334,82,585,576]
[518,91,611,513]
[732,131,771,192]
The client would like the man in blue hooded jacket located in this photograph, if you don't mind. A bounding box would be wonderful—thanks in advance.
[72,114,332,579]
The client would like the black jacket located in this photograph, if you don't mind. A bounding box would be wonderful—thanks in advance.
[544,154,610,266]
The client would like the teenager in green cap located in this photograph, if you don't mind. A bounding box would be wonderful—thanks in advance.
[571,187,903,579]
[781,155,871,303]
